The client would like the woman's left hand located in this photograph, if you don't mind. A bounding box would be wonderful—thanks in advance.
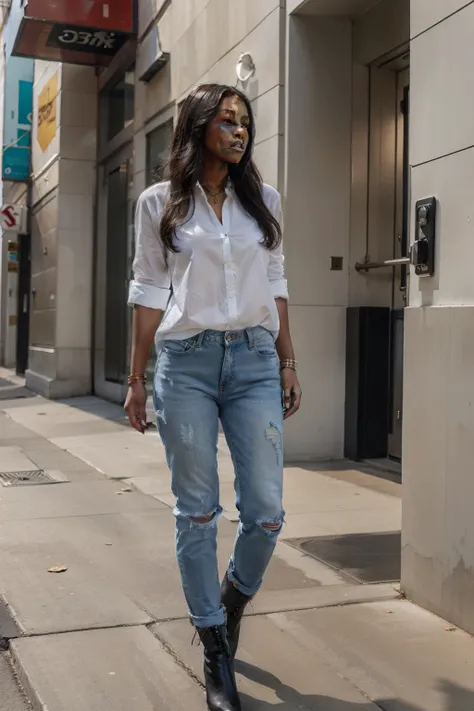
[281,368,302,420]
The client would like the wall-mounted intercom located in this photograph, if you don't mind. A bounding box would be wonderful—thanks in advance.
[412,197,436,277]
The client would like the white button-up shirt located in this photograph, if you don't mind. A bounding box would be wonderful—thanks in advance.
[128,181,288,342]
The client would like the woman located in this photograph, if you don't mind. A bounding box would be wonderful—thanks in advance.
[125,84,301,711]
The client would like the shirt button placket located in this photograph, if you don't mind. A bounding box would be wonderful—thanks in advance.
[223,233,236,327]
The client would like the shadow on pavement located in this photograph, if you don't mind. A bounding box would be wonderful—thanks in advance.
[237,660,474,711]
[438,680,474,711]
[291,459,401,487]
[0,386,36,401]
[58,396,130,426]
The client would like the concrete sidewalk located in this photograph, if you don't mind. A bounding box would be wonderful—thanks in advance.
[1,368,474,711]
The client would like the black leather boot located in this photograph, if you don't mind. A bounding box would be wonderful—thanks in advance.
[221,573,253,660]
[197,624,241,711]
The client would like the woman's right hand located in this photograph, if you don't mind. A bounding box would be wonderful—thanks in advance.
[124,382,148,433]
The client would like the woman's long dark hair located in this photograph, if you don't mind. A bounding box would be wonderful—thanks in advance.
[160,84,282,260]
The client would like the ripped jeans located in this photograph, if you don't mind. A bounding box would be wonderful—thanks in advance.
[153,327,284,628]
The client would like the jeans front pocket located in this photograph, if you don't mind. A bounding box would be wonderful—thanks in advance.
[163,336,199,355]
[252,329,277,357]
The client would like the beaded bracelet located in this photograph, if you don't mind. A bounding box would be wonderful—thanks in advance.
[128,374,146,386]
[280,359,297,372]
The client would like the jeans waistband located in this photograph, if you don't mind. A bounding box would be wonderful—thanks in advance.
[194,327,271,348]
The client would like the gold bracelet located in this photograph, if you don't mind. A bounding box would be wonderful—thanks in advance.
[128,374,146,386]
[280,359,297,372]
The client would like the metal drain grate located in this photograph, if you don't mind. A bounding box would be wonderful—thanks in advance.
[0,470,57,487]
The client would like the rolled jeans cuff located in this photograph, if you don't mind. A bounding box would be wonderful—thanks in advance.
[190,606,226,629]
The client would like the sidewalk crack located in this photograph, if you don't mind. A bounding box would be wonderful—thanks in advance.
[148,625,204,689]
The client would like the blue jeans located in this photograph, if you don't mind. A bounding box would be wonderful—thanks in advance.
[153,327,284,628]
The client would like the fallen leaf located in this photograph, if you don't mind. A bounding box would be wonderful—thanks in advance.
[48,566,68,574]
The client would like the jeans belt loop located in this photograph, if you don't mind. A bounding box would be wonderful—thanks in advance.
[245,328,254,350]
[196,331,206,348]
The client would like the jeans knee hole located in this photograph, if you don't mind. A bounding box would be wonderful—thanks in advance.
[190,513,215,524]
[185,507,222,530]
[258,516,284,536]
[262,522,281,531]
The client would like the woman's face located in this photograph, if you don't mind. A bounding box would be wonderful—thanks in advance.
[204,95,250,164]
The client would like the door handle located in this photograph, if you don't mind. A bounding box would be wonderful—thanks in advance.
[355,256,410,272]
[355,198,437,275]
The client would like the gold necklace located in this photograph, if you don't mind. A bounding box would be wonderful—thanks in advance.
[203,185,225,204]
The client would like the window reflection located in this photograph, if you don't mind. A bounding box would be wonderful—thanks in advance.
[106,69,135,141]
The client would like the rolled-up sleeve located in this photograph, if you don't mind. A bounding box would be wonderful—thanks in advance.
[128,191,171,310]
[267,189,289,300]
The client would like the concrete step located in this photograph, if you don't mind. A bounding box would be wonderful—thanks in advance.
[0,597,21,647]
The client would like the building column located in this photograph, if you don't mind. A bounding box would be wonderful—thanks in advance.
[284,13,352,460]
[402,1,474,634]
[26,63,97,398]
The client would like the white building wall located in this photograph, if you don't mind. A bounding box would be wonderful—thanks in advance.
[284,14,352,460]
[402,0,474,634]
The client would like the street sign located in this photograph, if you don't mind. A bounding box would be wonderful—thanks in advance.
[1,204,26,233]
[2,56,34,181]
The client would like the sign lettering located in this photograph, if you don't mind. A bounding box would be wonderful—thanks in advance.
[37,73,58,153]
[56,29,117,50]
[2,205,17,229]
[47,24,127,56]
[1,205,24,233]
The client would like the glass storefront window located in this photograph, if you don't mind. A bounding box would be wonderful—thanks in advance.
[105,69,135,141]
[104,158,134,383]
[96,65,136,401]
[146,119,173,185]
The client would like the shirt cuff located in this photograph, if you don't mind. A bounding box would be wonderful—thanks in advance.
[128,280,170,310]
[270,278,289,300]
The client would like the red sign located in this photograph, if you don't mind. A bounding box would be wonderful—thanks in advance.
[26,1,134,34]
[12,0,135,67]
[1,204,25,233]
[2,205,18,229]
